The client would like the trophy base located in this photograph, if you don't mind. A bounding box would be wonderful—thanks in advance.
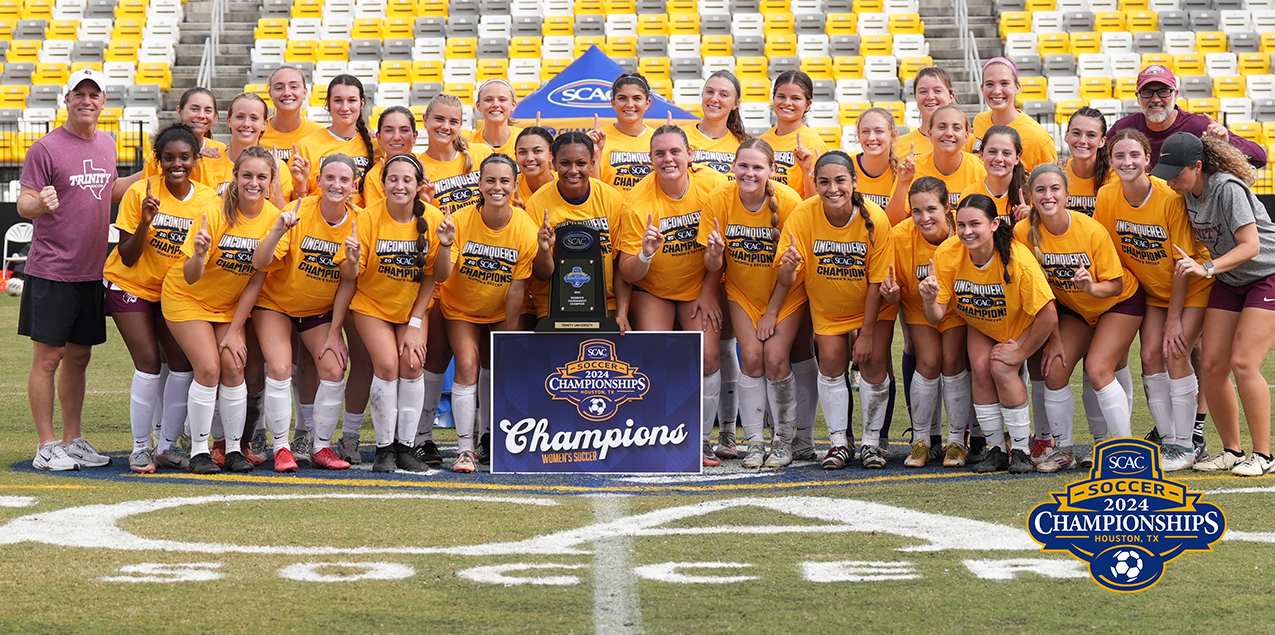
[534,317,621,332]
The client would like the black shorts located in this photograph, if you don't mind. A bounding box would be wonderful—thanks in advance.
[17,275,107,347]
[254,306,334,333]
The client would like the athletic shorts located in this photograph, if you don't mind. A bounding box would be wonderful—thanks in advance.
[17,275,107,347]
[1207,275,1275,312]
[254,306,333,332]
[103,283,157,315]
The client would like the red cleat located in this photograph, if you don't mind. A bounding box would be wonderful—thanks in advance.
[310,447,351,470]
[211,441,226,468]
[240,443,265,466]
[273,447,298,473]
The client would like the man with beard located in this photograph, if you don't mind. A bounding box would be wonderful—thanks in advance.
[1109,65,1267,169]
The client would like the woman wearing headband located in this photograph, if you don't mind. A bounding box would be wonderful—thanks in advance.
[595,72,656,193]
[967,58,1057,172]
[469,79,523,157]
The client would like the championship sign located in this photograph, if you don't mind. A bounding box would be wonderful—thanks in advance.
[491,332,702,473]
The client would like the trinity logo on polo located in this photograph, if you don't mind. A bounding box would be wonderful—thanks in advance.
[545,339,650,421]
[1029,439,1226,593]
[70,159,110,200]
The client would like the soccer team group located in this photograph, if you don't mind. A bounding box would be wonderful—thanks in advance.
[16,54,1275,480]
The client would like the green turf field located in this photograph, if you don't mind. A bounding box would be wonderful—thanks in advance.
[0,293,1271,635]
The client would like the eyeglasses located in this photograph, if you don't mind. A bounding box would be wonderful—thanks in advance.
[1137,87,1174,99]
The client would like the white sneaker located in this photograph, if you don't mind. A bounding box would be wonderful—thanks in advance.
[1159,444,1195,472]
[33,441,79,471]
[1231,453,1275,477]
[65,437,112,467]
[1194,450,1245,472]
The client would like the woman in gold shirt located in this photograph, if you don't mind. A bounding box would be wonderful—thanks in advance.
[594,72,656,193]
[291,75,375,206]
[468,79,523,157]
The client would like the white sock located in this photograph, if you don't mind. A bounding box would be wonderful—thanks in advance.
[210,404,223,442]
[1031,379,1049,443]
[1115,365,1134,407]
[1169,374,1199,448]
[975,403,1006,447]
[263,376,293,452]
[738,373,767,443]
[859,377,890,446]
[416,369,445,444]
[188,381,218,456]
[290,364,303,430]
[342,410,365,436]
[701,369,721,440]
[1003,402,1031,452]
[1143,372,1172,442]
[477,368,491,439]
[1044,386,1075,448]
[818,372,851,447]
[297,404,314,434]
[369,376,399,448]
[453,382,477,452]
[1081,373,1108,441]
[312,378,345,450]
[1094,378,1129,439]
[792,358,818,447]
[910,372,940,441]
[130,370,162,451]
[942,370,972,445]
[397,375,424,445]
[150,363,168,442]
[158,370,194,452]
[767,373,798,445]
[717,338,739,436]
[219,382,249,450]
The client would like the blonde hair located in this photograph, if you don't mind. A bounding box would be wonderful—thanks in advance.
[223,146,277,226]
[856,107,901,179]
[425,93,474,173]
[1026,164,1069,265]
[735,137,781,240]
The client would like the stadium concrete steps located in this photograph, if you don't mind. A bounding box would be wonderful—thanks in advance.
[164,0,259,132]
[921,0,1001,114]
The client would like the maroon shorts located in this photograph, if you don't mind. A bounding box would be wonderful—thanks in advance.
[103,284,157,315]
[1207,275,1275,312]
[255,306,334,332]
[1107,287,1147,317]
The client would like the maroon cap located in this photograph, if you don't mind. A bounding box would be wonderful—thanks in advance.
[1136,64,1177,91]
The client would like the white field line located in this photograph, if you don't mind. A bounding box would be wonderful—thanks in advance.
[592,494,642,635]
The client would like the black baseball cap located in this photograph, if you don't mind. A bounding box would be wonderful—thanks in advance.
[1150,131,1204,180]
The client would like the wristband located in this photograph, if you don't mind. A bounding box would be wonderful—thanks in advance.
[638,250,654,263]
[439,240,453,247]
[408,317,423,329]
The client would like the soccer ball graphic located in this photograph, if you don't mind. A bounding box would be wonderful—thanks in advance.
[587,398,608,416]
[1110,549,1143,582]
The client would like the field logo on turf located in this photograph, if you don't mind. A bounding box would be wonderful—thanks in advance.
[1028,439,1226,593]
[544,339,650,421]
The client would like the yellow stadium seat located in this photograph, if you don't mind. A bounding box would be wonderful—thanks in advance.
[31,61,67,85]
[1262,122,1275,144]
[839,101,869,125]
[603,0,634,11]
[384,17,413,39]
[1080,77,1112,100]
[575,0,602,13]
[386,0,415,17]
[476,58,506,81]
[45,18,75,39]
[0,84,28,107]
[889,13,923,34]
[608,35,637,57]
[22,0,53,19]
[510,36,541,58]
[681,103,703,118]
[4,38,37,62]
[1094,10,1125,31]
[255,18,288,40]
[764,12,793,35]
[113,0,145,18]
[737,56,768,78]
[0,17,15,39]
[244,83,270,100]
[105,40,138,62]
[1017,76,1047,105]
[741,77,770,101]
[1231,121,1264,143]
[702,34,732,57]
[574,35,605,56]
[852,0,882,12]
[511,80,538,98]
[832,55,864,79]
[669,12,700,34]
[1188,97,1219,118]
[1240,52,1270,75]
[417,0,447,15]
[0,0,17,19]
[71,61,102,72]
[1141,52,1172,70]
[316,39,350,61]
[759,0,787,13]
[1196,31,1226,54]
[1054,99,1087,126]
[898,56,931,81]
[765,33,796,56]
[1118,0,1147,10]
[291,0,322,18]
[1173,53,1203,75]
[878,101,905,125]
[639,56,669,79]
[541,57,570,80]
[648,77,671,99]
[636,13,667,35]
[284,40,316,63]
[1214,75,1244,98]
[800,56,832,79]
[1024,0,1054,10]
[859,34,891,56]
[1115,76,1137,99]
[1038,33,1070,55]
[815,126,841,149]
[445,81,474,101]
[308,86,324,107]
[111,18,144,42]
[825,13,856,35]
[0,130,21,161]
[352,17,383,40]
[1125,10,1155,31]
[445,37,476,57]
[379,60,411,83]
[666,0,694,11]
[543,15,573,36]
[1070,32,1101,54]
[999,12,1030,38]
[1263,33,1275,53]
[136,62,171,90]
[411,59,443,83]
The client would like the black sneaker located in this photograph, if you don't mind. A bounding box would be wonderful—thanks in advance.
[972,446,1009,473]
[189,453,221,474]
[1144,427,1162,446]
[967,435,987,465]
[1008,448,1033,474]
[477,433,491,465]
[413,440,443,467]
[372,445,398,473]
[224,451,254,473]
[1193,437,1209,463]
[395,442,426,472]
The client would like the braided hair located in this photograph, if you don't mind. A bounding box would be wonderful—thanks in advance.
[551,130,595,159]
[425,93,474,173]
[735,137,781,240]
[326,74,374,193]
[982,124,1027,210]
[1026,164,1069,266]
[1067,106,1110,189]
[957,192,1014,283]
[382,153,431,282]
[817,150,874,244]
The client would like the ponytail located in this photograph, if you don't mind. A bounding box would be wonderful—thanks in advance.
[354,114,374,192]
[705,70,749,144]
[736,138,781,241]
[425,93,473,172]
[1068,106,1110,189]
[384,153,430,282]
[983,125,1027,209]
[957,192,1013,283]
[1026,164,1070,266]
[326,74,374,193]
[820,149,874,244]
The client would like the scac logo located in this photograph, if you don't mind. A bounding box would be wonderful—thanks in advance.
[1028,439,1226,593]
[561,230,593,252]
[629,164,652,178]
[563,267,590,288]
[547,80,613,107]
[544,339,650,421]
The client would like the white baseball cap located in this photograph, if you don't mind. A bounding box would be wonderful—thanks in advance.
[66,68,107,93]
